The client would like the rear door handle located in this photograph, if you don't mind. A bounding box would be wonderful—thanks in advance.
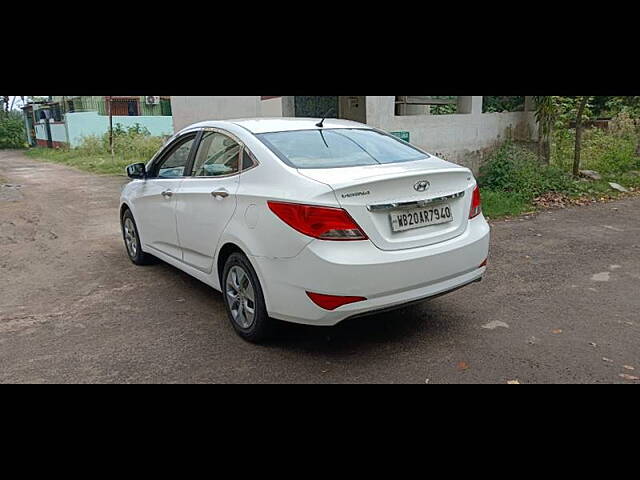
[161,190,173,198]
[211,190,229,199]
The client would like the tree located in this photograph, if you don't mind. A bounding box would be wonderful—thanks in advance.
[534,96,555,164]
[572,96,591,177]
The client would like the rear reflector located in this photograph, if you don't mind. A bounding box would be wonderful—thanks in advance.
[306,292,367,310]
[268,201,368,240]
[469,185,482,219]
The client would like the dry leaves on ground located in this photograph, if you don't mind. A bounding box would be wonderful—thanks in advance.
[532,190,640,211]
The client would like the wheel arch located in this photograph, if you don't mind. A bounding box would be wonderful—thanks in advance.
[120,202,131,222]
[215,240,271,310]
[216,242,245,285]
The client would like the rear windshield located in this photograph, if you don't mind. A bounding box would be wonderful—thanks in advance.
[256,128,428,169]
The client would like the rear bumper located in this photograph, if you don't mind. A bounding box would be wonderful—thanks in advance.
[251,215,490,326]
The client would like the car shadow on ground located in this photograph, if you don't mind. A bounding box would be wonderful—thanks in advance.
[265,303,463,353]
[148,255,465,354]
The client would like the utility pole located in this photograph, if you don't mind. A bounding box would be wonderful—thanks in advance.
[108,96,114,159]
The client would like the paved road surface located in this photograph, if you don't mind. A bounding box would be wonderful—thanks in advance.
[1,150,639,383]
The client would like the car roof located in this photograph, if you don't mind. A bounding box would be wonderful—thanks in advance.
[179,117,370,135]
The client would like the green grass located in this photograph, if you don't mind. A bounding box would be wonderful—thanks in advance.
[24,129,164,176]
[481,190,532,219]
[24,147,136,175]
[479,128,640,219]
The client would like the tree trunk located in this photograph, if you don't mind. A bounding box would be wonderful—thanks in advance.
[543,123,552,165]
[537,122,543,163]
[572,96,589,177]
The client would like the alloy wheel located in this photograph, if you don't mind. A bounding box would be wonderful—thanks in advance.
[225,265,256,329]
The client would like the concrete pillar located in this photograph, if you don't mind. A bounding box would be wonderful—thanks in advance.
[472,96,483,114]
[365,96,395,128]
[524,96,535,112]
[281,96,295,117]
[457,96,483,115]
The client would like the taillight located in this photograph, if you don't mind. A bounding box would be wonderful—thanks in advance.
[469,185,482,219]
[306,292,367,310]
[267,201,368,240]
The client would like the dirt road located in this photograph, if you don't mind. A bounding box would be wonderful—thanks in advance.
[1,150,639,383]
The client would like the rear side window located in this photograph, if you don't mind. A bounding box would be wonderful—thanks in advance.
[191,131,241,177]
[242,150,256,171]
[257,128,428,169]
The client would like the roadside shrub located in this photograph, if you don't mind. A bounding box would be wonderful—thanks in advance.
[609,111,638,138]
[0,112,27,149]
[71,124,164,163]
[553,125,639,175]
[101,123,163,161]
[479,141,573,199]
[75,135,103,156]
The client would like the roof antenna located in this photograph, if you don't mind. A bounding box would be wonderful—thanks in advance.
[316,107,336,128]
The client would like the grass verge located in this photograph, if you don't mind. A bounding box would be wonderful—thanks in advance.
[481,190,532,218]
[479,127,640,219]
[24,147,138,176]
[24,127,165,176]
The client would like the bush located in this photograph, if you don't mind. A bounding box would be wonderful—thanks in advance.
[72,123,164,163]
[101,123,164,161]
[479,141,574,199]
[478,122,640,218]
[0,111,27,149]
[609,111,638,138]
[553,123,640,175]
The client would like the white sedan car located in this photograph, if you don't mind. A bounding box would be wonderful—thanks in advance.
[120,118,490,342]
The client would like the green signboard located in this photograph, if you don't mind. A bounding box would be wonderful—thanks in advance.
[390,131,410,143]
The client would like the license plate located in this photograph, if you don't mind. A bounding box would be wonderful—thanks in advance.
[390,203,453,232]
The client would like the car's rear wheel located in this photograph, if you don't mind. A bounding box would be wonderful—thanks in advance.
[222,252,271,343]
[122,209,152,265]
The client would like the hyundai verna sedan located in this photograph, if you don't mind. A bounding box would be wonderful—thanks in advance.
[120,118,490,342]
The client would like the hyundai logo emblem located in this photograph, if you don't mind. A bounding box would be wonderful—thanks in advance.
[414,180,430,192]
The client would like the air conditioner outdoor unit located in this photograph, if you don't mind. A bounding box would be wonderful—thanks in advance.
[145,96,161,105]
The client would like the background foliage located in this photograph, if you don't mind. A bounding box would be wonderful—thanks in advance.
[479,106,640,218]
[482,96,525,113]
[0,111,27,149]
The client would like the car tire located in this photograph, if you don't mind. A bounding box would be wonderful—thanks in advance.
[121,209,152,265]
[222,252,271,343]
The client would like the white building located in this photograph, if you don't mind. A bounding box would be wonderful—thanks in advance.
[170,96,537,172]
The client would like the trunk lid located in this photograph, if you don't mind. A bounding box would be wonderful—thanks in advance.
[299,158,476,251]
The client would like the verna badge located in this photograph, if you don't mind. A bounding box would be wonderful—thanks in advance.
[414,180,430,192]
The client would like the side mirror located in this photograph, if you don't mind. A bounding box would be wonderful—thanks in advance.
[126,163,146,179]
